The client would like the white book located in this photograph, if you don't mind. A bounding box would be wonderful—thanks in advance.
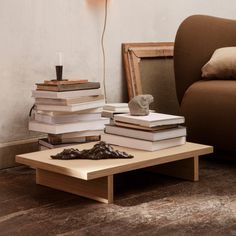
[114,121,177,131]
[103,103,129,111]
[35,112,102,124]
[101,109,155,119]
[35,95,104,106]
[32,88,102,99]
[101,110,129,118]
[114,112,185,127]
[105,125,186,141]
[36,99,105,112]
[36,107,102,116]
[29,118,109,134]
[101,134,186,151]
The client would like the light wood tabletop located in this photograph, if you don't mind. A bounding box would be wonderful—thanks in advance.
[16,142,213,180]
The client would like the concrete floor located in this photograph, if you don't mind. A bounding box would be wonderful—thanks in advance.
[0,156,235,236]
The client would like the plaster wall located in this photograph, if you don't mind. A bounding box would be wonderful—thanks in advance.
[0,0,236,143]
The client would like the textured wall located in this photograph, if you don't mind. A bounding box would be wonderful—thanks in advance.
[0,0,236,143]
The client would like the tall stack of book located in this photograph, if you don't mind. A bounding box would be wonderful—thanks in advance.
[101,112,186,151]
[29,80,109,149]
[101,103,129,125]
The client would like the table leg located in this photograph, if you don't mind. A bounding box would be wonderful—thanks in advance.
[36,169,114,203]
[147,156,199,181]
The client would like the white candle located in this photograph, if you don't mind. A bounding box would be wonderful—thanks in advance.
[58,52,63,65]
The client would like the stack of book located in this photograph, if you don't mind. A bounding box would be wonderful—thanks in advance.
[101,103,129,125]
[101,112,186,151]
[29,80,109,149]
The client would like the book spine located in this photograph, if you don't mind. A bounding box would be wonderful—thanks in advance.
[101,134,186,151]
[36,82,100,92]
[29,119,109,134]
[32,88,102,99]
[101,134,151,151]
[105,126,187,141]
[36,100,105,112]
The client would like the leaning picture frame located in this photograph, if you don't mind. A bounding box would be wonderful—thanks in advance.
[122,42,174,99]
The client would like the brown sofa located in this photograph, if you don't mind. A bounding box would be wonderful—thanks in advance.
[174,15,236,152]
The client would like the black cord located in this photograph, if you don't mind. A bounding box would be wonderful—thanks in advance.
[101,0,108,103]
[29,104,35,117]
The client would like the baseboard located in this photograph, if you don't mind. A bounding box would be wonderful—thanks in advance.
[0,138,39,169]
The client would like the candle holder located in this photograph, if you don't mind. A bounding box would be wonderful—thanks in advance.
[55,65,63,81]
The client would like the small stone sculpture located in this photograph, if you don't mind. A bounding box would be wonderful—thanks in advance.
[51,141,134,160]
[128,94,154,116]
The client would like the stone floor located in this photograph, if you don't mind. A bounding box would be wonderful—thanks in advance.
[0,156,235,236]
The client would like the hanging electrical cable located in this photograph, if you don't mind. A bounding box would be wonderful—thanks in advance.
[101,0,108,103]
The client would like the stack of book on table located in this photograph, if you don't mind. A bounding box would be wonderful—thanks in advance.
[29,79,109,150]
[101,112,186,151]
[101,103,129,125]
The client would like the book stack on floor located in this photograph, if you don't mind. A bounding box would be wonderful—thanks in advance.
[29,80,109,150]
[101,112,186,151]
[101,103,129,125]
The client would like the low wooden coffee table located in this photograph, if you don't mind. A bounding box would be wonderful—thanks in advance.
[16,142,213,203]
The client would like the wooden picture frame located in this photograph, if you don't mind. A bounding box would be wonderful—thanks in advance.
[122,42,174,99]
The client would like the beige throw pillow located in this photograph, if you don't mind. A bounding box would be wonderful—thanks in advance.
[202,47,236,79]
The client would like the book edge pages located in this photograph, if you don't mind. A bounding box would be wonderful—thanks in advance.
[105,125,187,141]
[114,113,185,127]
[101,134,186,151]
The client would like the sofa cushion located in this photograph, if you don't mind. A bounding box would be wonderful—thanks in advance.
[201,47,236,79]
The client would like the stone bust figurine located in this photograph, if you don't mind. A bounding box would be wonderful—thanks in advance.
[128,94,154,116]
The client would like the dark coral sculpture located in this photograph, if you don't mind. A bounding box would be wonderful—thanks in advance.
[51,141,134,160]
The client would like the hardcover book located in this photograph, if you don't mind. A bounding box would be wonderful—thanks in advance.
[36,99,105,112]
[29,118,109,134]
[36,82,100,92]
[101,133,186,151]
[101,110,129,119]
[103,103,129,112]
[48,131,102,144]
[32,88,102,99]
[38,138,86,149]
[35,110,102,124]
[105,125,186,141]
[35,95,104,106]
[43,79,88,85]
[114,121,177,131]
[114,112,185,127]
[48,130,104,140]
